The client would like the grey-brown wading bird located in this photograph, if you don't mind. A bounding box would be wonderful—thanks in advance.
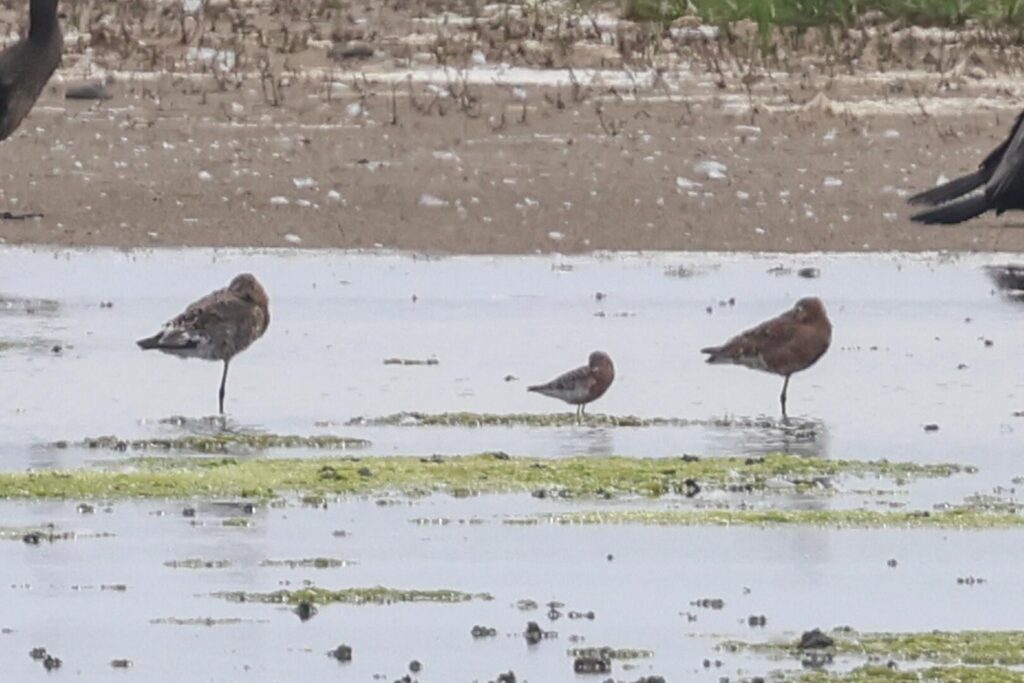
[908,110,1024,224]
[137,274,270,415]
[701,297,831,420]
[528,351,615,422]
[0,0,62,218]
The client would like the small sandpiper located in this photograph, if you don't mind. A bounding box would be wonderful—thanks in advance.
[528,351,615,422]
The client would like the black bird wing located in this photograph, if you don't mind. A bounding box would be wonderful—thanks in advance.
[908,110,1024,207]
[906,169,986,207]
[0,52,18,141]
[909,194,990,225]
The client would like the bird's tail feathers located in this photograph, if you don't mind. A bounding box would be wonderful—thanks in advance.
[910,194,990,225]
[907,170,986,207]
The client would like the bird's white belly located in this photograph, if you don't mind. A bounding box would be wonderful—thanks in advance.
[736,354,768,371]
[543,386,590,404]
[161,335,221,361]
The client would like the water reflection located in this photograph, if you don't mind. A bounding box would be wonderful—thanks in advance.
[551,425,615,456]
[707,416,829,459]
[985,264,1024,301]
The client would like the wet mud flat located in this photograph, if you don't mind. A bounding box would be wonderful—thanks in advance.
[9,4,1024,254]
[4,71,1024,254]
[3,248,1024,680]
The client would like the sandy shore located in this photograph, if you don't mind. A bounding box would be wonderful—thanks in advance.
[1,1,1023,253]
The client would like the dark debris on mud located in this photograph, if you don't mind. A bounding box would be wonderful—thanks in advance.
[328,644,352,662]
[29,647,62,671]
[164,558,232,569]
[472,625,498,638]
[525,620,557,645]
[799,628,836,649]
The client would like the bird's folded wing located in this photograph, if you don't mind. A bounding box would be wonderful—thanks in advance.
[759,324,826,373]
[172,290,238,331]
[544,365,592,391]
[714,312,799,360]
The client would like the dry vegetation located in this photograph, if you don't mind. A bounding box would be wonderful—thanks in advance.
[3,0,1024,90]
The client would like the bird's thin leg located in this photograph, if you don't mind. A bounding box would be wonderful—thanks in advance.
[219,360,230,415]
[780,374,791,423]
[581,404,586,422]
[575,405,581,424]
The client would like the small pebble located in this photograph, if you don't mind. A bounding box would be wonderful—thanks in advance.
[329,644,352,662]
[294,600,317,621]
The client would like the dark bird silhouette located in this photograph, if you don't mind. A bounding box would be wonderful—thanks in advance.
[138,274,270,415]
[908,110,1024,224]
[0,0,62,142]
[528,351,615,422]
[0,0,62,220]
[702,298,831,420]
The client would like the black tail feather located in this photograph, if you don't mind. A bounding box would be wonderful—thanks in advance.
[907,170,987,207]
[910,194,990,225]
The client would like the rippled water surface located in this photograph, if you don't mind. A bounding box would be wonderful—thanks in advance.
[1,248,1023,681]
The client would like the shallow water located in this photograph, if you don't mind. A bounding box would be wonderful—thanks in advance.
[2,496,1023,682]
[1,247,1023,680]
[2,248,1022,463]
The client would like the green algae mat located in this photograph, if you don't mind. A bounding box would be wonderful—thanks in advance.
[0,453,963,501]
[730,630,1024,683]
